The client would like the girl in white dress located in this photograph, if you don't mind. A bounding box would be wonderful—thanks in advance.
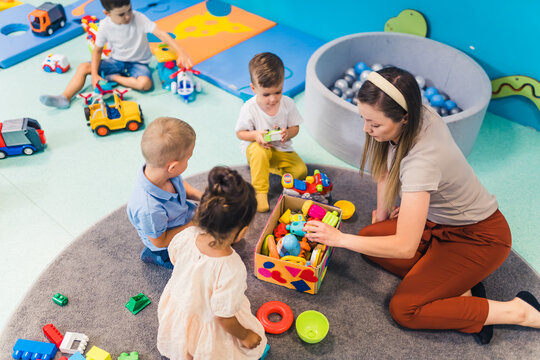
[157,166,267,360]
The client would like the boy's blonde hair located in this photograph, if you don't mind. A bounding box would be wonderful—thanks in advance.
[141,117,196,168]
[249,52,284,88]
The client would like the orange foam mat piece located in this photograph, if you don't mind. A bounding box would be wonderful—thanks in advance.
[151,1,276,66]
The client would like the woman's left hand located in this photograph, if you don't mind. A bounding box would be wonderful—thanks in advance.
[303,220,342,247]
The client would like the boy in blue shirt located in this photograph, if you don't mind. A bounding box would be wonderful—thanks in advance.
[127,117,202,269]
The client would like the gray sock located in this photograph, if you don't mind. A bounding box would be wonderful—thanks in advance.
[40,94,70,109]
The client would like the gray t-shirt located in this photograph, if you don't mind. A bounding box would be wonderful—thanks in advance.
[389,106,498,225]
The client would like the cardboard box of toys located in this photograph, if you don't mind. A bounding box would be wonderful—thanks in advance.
[254,195,342,294]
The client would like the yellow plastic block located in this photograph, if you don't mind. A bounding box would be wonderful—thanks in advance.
[279,209,291,224]
[86,346,111,360]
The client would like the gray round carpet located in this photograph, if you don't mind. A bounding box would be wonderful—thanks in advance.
[1,165,539,359]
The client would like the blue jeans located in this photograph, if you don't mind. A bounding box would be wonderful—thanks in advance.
[98,59,152,79]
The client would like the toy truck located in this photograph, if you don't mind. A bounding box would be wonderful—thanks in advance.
[28,2,66,36]
[0,118,46,159]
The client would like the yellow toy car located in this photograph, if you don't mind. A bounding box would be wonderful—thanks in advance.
[84,93,143,136]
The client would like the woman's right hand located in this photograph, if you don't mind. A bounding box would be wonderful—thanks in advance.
[240,330,262,349]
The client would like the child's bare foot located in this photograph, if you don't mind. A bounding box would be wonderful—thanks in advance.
[256,193,269,212]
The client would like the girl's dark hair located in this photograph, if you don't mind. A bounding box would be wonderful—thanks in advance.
[195,167,257,246]
[100,0,131,11]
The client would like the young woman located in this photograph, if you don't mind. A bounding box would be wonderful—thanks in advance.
[305,67,540,344]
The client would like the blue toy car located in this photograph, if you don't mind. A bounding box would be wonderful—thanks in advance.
[0,118,46,159]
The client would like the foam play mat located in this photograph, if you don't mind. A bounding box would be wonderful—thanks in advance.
[151,1,276,65]
[0,0,199,68]
[196,24,324,99]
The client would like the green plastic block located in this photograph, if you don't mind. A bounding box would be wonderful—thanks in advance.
[52,293,68,306]
[118,351,139,360]
[125,293,151,315]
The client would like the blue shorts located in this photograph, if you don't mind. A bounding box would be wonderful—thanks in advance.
[98,59,152,79]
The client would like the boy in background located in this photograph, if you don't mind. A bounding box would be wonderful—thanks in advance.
[127,117,202,269]
[40,0,192,109]
[235,52,307,212]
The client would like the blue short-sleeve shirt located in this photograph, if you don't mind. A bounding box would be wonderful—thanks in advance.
[127,166,197,251]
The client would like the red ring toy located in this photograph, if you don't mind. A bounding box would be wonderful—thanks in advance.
[257,301,294,334]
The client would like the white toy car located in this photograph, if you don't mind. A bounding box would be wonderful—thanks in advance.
[42,54,70,73]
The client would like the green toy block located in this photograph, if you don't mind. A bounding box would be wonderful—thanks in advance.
[263,129,281,142]
[52,293,68,306]
[118,351,139,360]
[125,293,151,315]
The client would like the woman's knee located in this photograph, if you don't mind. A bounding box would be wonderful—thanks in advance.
[389,294,419,329]
[358,220,396,237]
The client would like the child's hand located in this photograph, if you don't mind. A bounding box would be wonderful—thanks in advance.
[176,48,193,69]
[240,330,262,349]
[91,73,104,89]
[281,127,291,142]
[255,131,272,148]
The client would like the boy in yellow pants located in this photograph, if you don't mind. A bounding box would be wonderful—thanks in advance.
[235,52,307,212]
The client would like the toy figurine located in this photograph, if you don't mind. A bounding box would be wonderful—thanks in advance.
[169,67,202,103]
[281,169,333,203]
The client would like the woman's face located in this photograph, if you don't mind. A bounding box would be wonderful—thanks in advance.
[358,102,406,143]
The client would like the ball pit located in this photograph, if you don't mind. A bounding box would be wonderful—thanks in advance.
[304,32,491,167]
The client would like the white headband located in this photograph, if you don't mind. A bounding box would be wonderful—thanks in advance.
[366,71,408,112]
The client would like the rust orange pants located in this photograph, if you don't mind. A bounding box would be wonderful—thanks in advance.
[361,209,511,333]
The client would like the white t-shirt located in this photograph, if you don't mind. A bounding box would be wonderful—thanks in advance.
[234,95,303,155]
[389,105,498,225]
[95,11,156,64]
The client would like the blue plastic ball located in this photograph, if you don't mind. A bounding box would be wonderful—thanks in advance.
[438,91,449,101]
[354,62,370,75]
[424,87,438,99]
[430,94,445,107]
[444,100,457,110]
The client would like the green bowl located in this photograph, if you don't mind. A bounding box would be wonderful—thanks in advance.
[295,310,329,343]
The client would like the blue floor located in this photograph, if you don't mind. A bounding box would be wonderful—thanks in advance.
[1,0,539,334]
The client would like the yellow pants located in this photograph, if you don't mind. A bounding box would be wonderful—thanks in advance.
[246,142,307,194]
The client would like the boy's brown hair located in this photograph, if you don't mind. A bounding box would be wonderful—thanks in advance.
[141,117,196,168]
[100,0,131,11]
[249,52,284,88]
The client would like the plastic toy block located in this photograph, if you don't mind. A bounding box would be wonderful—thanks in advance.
[59,331,89,354]
[53,292,68,306]
[86,345,111,360]
[118,351,139,360]
[69,352,86,360]
[125,293,151,315]
[12,338,57,360]
[43,323,64,347]
[60,357,69,360]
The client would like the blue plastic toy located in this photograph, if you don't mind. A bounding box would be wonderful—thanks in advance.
[286,221,307,238]
[354,62,371,75]
[429,94,445,107]
[279,234,301,257]
[69,352,86,360]
[424,86,438,99]
[12,339,57,360]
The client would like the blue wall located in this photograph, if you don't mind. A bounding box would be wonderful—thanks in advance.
[224,0,540,130]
